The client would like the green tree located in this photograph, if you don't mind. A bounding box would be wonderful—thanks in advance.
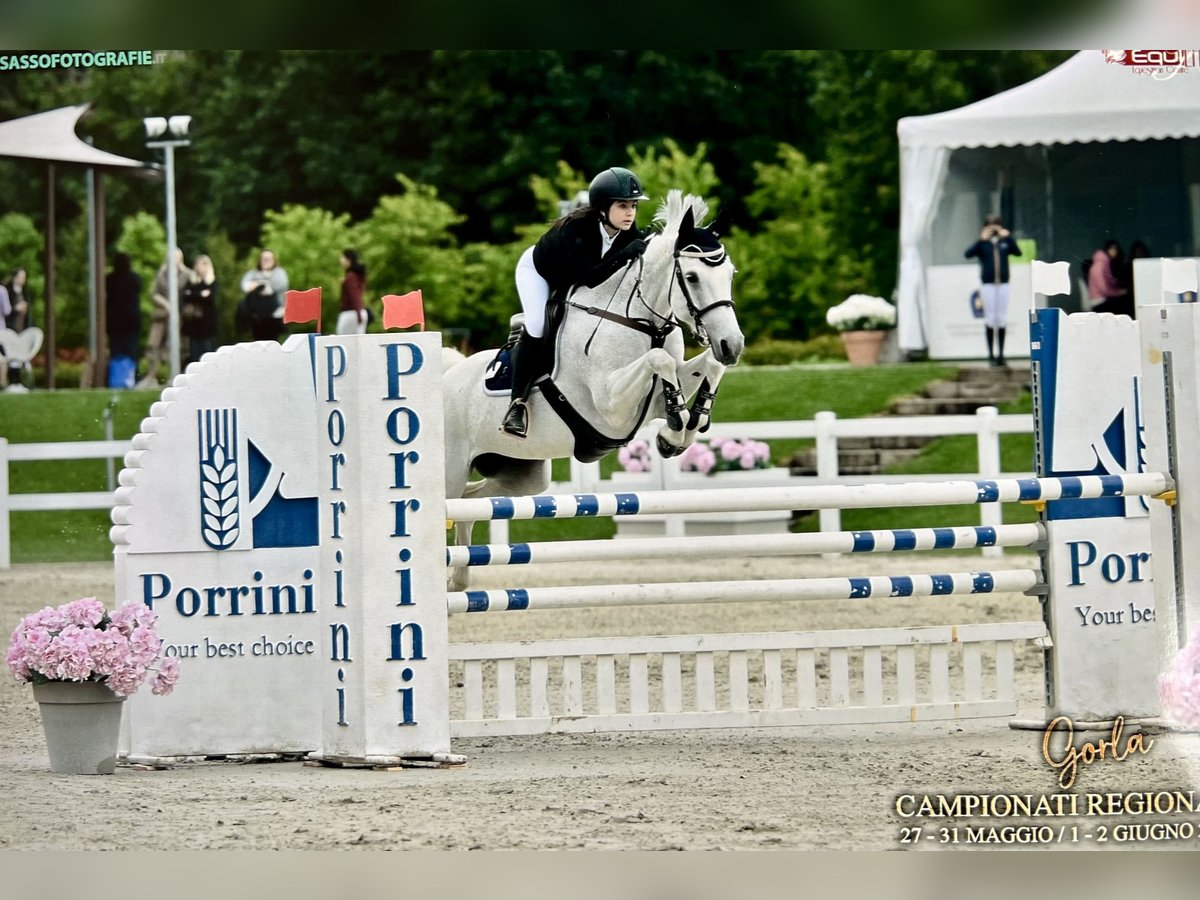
[51,213,90,350]
[0,212,45,301]
[628,139,722,222]
[728,145,871,342]
[352,175,466,330]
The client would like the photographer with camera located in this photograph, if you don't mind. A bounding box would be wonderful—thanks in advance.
[965,213,1022,367]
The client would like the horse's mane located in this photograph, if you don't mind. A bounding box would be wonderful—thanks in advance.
[653,190,711,231]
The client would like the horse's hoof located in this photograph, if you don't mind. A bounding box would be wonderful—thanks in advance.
[656,434,684,458]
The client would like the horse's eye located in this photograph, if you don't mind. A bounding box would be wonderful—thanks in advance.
[685,272,699,283]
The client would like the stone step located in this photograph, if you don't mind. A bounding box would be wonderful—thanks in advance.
[888,397,1008,416]
[922,379,1023,401]
[955,365,1031,386]
[839,434,933,451]
[786,445,925,474]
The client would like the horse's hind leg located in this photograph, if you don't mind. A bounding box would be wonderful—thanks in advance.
[448,517,477,592]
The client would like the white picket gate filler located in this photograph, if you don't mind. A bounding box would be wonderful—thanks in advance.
[108,279,1197,766]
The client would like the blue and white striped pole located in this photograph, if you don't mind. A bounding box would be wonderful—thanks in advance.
[446,523,1046,568]
[447,569,1042,614]
[445,474,1173,524]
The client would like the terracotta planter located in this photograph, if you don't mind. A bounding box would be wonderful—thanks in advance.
[840,329,886,366]
[33,682,126,774]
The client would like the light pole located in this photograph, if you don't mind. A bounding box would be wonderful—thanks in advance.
[144,115,191,382]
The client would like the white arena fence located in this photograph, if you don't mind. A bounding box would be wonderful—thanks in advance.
[442,474,1171,736]
[0,406,1029,570]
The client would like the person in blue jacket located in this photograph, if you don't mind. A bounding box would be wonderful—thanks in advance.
[965,214,1022,367]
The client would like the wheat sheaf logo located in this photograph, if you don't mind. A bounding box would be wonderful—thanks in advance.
[198,408,240,550]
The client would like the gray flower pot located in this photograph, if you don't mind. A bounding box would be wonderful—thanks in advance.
[32,682,126,775]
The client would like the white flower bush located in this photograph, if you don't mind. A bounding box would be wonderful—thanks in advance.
[825,294,896,332]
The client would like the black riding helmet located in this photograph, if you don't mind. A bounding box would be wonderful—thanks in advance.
[588,167,649,223]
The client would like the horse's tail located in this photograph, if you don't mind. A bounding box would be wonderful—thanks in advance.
[442,346,468,371]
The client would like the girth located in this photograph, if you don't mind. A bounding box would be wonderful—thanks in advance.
[536,375,659,464]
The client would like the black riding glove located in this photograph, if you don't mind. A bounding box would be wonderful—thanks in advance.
[584,239,648,288]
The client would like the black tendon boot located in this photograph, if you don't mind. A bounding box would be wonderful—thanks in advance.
[996,328,1007,367]
[985,326,996,366]
[501,333,544,437]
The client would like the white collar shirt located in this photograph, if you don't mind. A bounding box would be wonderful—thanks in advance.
[599,222,618,256]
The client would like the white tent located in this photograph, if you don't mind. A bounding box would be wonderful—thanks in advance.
[896,50,1200,356]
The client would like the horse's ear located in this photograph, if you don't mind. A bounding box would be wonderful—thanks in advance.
[680,206,695,235]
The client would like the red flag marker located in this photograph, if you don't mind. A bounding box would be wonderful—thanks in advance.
[382,290,425,331]
[284,287,323,333]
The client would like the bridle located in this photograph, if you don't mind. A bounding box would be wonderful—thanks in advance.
[569,237,735,351]
[668,243,735,347]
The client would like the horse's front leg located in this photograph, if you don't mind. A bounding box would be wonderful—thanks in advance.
[649,341,728,458]
[596,347,680,429]
[674,348,728,441]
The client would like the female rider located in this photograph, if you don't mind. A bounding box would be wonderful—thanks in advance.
[502,166,649,437]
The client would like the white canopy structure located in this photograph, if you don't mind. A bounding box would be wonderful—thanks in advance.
[0,104,146,387]
[896,51,1200,356]
[0,104,143,169]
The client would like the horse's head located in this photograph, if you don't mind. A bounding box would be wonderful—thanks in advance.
[655,193,744,366]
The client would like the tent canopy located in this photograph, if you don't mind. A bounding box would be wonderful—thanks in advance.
[0,103,143,169]
[896,51,1200,354]
[900,51,1200,150]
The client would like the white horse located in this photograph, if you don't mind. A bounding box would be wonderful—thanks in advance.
[442,191,744,577]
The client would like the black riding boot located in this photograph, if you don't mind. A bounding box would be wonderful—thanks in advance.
[996,327,1007,367]
[985,326,996,365]
[501,333,544,438]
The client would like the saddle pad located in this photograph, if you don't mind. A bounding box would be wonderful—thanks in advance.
[480,294,571,397]
[482,345,514,396]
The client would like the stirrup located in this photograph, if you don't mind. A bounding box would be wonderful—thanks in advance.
[501,399,529,438]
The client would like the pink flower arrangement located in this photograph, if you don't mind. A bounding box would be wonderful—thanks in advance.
[681,437,772,475]
[1158,628,1200,729]
[6,597,180,697]
[617,439,653,473]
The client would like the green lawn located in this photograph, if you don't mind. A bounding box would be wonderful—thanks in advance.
[1,362,1035,562]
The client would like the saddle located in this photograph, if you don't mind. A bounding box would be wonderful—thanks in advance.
[482,295,568,395]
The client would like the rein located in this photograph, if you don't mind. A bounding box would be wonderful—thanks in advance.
[572,255,675,355]
[569,241,734,352]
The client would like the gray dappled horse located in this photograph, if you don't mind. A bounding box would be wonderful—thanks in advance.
[442,191,744,584]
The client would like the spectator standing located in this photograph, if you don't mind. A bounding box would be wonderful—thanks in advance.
[139,248,195,387]
[964,213,1022,367]
[238,249,289,342]
[182,254,219,365]
[105,253,142,389]
[3,267,32,386]
[335,248,367,335]
[1088,239,1131,317]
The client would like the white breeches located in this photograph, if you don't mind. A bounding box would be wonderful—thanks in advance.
[980,283,1010,328]
[336,310,367,335]
[515,246,550,338]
